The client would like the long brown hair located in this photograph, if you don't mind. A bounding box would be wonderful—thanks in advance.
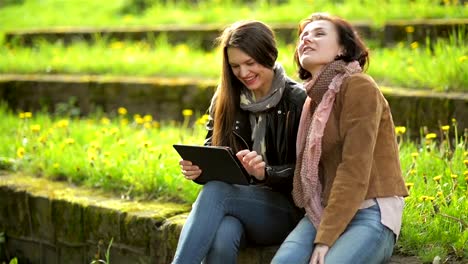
[294,13,369,80]
[211,20,278,148]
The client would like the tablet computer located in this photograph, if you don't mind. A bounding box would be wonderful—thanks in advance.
[173,144,251,185]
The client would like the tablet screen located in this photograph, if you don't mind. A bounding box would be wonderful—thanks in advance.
[173,144,250,185]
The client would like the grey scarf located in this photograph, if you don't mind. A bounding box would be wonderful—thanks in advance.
[240,63,287,162]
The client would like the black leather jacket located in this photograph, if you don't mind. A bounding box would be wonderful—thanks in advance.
[204,79,306,195]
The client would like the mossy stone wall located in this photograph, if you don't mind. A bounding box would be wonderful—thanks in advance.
[0,75,466,138]
[0,173,191,264]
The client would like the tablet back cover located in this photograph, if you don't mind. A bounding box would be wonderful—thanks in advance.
[173,144,250,185]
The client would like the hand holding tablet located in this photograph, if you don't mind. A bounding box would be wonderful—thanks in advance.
[173,144,251,185]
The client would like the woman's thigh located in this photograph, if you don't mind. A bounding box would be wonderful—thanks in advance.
[219,184,302,244]
[325,204,395,264]
[271,216,316,264]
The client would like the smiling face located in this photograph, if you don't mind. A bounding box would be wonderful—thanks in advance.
[227,47,274,99]
[297,19,343,76]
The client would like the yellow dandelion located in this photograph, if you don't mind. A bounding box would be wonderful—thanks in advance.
[144,122,152,129]
[56,119,69,128]
[109,127,119,135]
[410,41,419,49]
[409,169,417,175]
[17,147,25,158]
[437,191,443,197]
[30,124,41,133]
[38,136,47,144]
[65,138,75,145]
[405,26,415,33]
[53,163,59,169]
[143,114,153,122]
[118,107,128,115]
[88,152,97,161]
[152,121,160,128]
[142,141,151,148]
[433,175,442,183]
[426,196,435,201]
[405,182,414,191]
[411,152,419,158]
[135,116,144,125]
[419,195,429,201]
[464,160,468,166]
[101,117,110,125]
[425,133,437,140]
[111,41,124,50]
[24,112,32,118]
[120,118,129,126]
[464,152,468,157]
[395,126,406,135]
[182,109,193,117]
[458,55,467,63]
[450,174,458,179]
[19,112,25,119]
[441,125,450,131]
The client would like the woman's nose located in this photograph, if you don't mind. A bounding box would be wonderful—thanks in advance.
[239,66,249,77]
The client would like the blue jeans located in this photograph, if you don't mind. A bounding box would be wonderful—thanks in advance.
[172,181,302,264]
[271,204,396,264]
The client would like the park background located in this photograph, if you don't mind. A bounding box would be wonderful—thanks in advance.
[0,0,467,263]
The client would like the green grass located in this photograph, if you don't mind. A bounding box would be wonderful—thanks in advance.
[1,34,466,92]
[0,103,467,262]
[0,0,467,31]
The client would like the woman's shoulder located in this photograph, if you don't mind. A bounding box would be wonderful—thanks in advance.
[283,78,307,104]
[343,73,379,90]
[339,73,385,104]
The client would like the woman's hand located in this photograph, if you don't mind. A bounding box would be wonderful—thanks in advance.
[179,160,202,181]
[309,244,329,264]
[236,149,266,181]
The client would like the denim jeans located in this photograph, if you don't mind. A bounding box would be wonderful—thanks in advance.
[271,204,396,264]
[172,181,302,264]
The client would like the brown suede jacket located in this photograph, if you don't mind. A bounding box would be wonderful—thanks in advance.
[314,73,409,247]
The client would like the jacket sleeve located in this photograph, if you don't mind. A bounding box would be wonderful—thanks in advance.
[314,74,384,247]
[261,163,296,193]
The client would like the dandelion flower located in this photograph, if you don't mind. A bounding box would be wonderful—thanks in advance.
[405,182,414,191]
[410,41,419,49]
[405,26,415,33]
[24,112,32,118]
[101,117,110,125]
[118,107,128,115]
[30,124,41,133]
[450,174,458,179]
[143,114,153,122]
[17,147,25,158]
[65,138,75,145]
[441,125,450,131]
[182,109,194,117]
[395,126,406,135]
[56,119,69,128]
[425,133,437,140]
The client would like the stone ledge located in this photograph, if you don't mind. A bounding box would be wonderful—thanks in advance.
[0,173,424,263]
[0,74,466,138]
[4,18,468,49]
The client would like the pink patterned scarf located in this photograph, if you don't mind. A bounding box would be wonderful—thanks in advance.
[292,60,362,228]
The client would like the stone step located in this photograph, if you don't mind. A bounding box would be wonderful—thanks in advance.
[4,18,468,50]
[0,73,467,138]
[0,173,429,264]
